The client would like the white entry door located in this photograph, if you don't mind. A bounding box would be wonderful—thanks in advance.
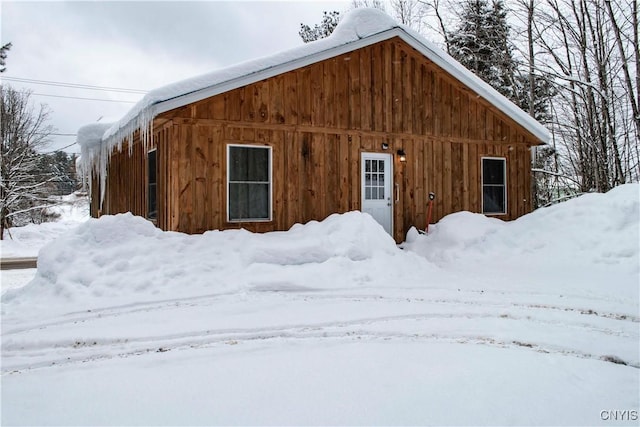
[361,153,393,235]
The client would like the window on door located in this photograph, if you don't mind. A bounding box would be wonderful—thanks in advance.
[482,157,506,215]
[147,149,157,220]
[364,159,385,200]
[227,145,272,221]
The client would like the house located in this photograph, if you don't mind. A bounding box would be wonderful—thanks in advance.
[78,8,549,243]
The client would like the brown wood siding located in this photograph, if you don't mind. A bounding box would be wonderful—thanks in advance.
[90,134,145,219]
[94,36,540,242]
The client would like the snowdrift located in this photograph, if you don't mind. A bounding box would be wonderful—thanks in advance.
[404,184,639,270]
[403,184,639,300]
[3,184,637,315]
[2,211,434,314]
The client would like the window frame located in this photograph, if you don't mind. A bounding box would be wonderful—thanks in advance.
[226,144,273,222]
[147,148,158,221]
[481,156,507,215]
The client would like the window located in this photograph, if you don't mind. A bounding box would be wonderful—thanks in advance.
[364,158,385,200]
[147,149,157,220]
[227,145,272,221]
[482,157,506,215]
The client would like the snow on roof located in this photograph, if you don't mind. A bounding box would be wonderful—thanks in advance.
[77,122,113,152]
[77,121,114,207]
[82,8,550,164]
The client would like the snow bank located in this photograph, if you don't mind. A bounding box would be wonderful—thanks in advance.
[246,211,397,265]
[2,211,433,314]
[404,184,640,280]
[5,185,636,315]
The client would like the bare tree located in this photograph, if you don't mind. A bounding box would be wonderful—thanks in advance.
[351,0,387,10]
[390,0,428,31]
[0,86,57,239]
[604,0,640,141]
[420,0,452,52]
[516,0,638,194]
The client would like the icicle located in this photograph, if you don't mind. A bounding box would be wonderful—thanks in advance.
[77,122,116,212]
[77,95,158,212]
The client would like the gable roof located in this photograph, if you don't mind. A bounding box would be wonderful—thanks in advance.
[88,8,549,155]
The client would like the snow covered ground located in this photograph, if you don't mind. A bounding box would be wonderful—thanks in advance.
[0,192,89,258]
[0,192,88,294]
[0,193,89,292]
[1,185,638,426]
[0,269,36,293]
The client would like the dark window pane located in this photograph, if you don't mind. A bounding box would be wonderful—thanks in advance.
[148,184,157,219]
[229,183,269,220]
[483,186,505,214]
[147,150,157,219]
[483,158,505,185]
[229,183,245,219]
[229,146,269,182]
[148,150,157,184]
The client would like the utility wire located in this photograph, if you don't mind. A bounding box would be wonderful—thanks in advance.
[32,92,137,104]
[32,132,77,136]
[42,142,78,153]
[2,76,148,94]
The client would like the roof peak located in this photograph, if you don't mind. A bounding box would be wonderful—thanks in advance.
[331,8,400,40]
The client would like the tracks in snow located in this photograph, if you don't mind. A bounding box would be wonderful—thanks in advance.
[2,289,639,373]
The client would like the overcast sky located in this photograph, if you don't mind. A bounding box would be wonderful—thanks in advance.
[1,0,351,154]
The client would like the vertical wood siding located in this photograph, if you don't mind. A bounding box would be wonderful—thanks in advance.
[94,37,540,242]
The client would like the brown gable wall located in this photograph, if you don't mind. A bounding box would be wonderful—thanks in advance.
[180,38,539,143]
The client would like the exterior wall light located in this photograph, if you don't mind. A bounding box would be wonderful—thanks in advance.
[382,142,389,150]
[397,149,406,162]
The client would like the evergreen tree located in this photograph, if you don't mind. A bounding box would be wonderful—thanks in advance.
[489,1,517,98]
[299,11,341,43]
[448,0,517,100]
[513,74,555,123]
[37,151,78,196]
[0,42,12,73]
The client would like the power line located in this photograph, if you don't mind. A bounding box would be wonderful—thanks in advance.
[32,92,137,104]
[42,142,78,153]
[33,132,77,136]
[3,76,147,94]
